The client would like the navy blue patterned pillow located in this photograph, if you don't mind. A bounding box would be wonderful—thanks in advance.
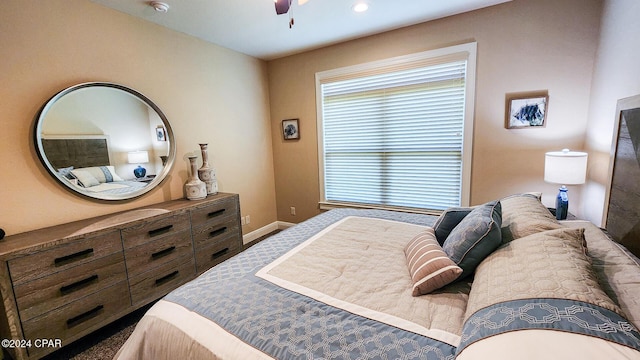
[433,207,473,245]
[442,200,502,280]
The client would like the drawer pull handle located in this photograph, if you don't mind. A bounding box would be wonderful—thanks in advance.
[209,227,227,238]
[207,209,226,218]
[155,270,179,286]
[148,225,174,237]
[212,248,229,259]
[66,305,104,328]
[54,248,94,266]
[60,275,99,295]
[151,246,176,260]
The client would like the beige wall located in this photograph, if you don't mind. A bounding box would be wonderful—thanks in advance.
[0,0,277,236]
[268,0,602,223]
[582,0,640,226]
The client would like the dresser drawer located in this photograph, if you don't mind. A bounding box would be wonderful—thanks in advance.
[121,212,191,249]
[190,198,238,228]
[195,234,242,273]
[129,256,195,306]
[124,229,193,278]
[8,230,122,286]
[14,252,127,322]
[192,216,240,250]
[22,281,130,351]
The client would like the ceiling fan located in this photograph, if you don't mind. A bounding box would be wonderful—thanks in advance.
[274,0,310,27]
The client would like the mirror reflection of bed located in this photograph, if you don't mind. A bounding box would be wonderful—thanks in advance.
[34,82,175,200]
[41,136,150,195]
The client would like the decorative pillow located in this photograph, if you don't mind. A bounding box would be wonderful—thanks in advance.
[442,200,502,280]
[500,193,562,243]
[404,228,462,296]
[433,207,473,245]
[70,169,100,188]
[71,166,124,185]
[57,166,74,179]
[465,227,622,319]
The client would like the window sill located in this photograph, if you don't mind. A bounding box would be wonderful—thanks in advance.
[319,201,442,216]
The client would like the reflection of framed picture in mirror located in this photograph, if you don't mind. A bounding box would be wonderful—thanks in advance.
[505,91,549,129]
[282,119,300,140]
[156,126,167,141]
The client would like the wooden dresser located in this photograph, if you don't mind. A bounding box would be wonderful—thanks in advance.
[0,193,241,360]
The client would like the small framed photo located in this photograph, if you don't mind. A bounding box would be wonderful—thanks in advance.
[156,126,167,141]
[505,91,549,129]
[282,119,300,140]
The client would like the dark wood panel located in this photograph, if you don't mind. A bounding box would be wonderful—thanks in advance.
[121,212,191,249]
[8,230,122,286]
[21,282,130,354]
[195,235,242,274]
[14,253,127,322]
[607,103,640,257]
[189,198,238,227]
[128,256,196,306]
[124,229,193,278]
[42,138,110,169]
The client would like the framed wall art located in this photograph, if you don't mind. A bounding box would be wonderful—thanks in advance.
[505,91,549,129]
[156,126,167,141]
[282,118,300,140]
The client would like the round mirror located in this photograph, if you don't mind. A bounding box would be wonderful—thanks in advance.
[34,82,176,201]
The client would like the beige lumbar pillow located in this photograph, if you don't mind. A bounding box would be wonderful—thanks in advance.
[404,228,462,296]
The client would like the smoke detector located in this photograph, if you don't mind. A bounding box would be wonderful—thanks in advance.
[150,1,170,13]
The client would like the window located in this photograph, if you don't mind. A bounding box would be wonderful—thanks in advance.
[316,43,476,212]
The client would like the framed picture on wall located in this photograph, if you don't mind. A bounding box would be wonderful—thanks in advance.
[156,126,167,141]
[282,119,300,140]
[505,91,549,129]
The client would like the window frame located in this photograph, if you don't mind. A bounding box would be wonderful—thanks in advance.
[315,42,477,213]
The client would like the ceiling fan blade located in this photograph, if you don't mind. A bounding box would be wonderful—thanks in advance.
[275,0,291,15]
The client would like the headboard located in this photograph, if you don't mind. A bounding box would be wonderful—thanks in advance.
[41,135,111,169]
[604,94,640,257]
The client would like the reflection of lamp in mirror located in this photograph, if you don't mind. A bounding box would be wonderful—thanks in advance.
[544,149,588,220]
[128,151,149,178]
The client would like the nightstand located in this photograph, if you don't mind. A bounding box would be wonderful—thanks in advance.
[547,207,577,220]
[133,175,155,183]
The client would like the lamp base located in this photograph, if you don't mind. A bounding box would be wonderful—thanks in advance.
[134,165,147,178]
[555,185,569,220]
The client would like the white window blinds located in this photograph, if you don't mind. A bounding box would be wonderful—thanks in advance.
[317,44,476,212]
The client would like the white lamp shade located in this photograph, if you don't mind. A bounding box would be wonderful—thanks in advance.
[127,151,149,164]
[544,149,588,185]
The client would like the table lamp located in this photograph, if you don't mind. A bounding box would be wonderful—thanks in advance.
[544,149,588,220]
[128,150,149,178]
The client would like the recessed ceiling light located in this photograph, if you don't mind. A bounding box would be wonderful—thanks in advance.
[352,2,369,13]
[150,1,170,13]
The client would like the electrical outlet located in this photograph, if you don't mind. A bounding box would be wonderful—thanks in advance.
[241,216,246,226]
[290,207,296,216]
[246,215,250,224]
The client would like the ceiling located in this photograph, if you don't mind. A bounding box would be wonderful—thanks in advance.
[90,0,511,61]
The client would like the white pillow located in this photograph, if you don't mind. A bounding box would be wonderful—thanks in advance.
[70,169,100,187]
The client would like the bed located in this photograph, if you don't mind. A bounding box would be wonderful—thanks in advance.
[42,137,148,195]
[114,193,640,360]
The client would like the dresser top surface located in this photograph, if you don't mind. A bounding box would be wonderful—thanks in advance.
[0,193,239,259]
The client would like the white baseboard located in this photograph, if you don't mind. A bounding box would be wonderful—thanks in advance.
[242,221,296,245]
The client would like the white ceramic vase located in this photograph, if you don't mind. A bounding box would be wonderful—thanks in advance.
[185,155,207,200]
[198,143,218,195]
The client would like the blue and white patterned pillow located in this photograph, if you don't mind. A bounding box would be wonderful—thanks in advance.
[442,200,502,280]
